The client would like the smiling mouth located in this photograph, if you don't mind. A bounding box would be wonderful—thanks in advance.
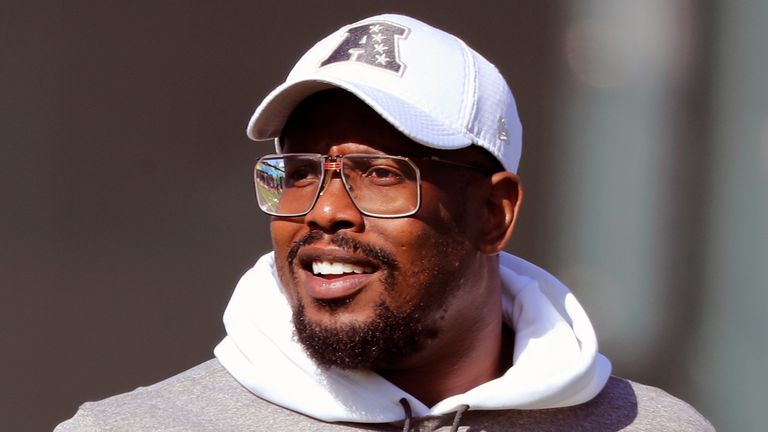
[287,232,397,305]
[295,252,380,302]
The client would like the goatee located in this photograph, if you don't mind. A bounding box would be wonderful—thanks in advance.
[292,298,439,369]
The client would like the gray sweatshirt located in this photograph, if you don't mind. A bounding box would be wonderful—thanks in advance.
[55,359,714,431]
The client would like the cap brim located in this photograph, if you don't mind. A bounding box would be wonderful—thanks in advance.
[246,78,474,151]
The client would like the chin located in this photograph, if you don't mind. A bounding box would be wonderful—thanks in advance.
[291,298,439,370]
[303,296,381,326]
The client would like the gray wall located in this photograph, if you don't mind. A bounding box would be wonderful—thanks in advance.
[2,1,764,431]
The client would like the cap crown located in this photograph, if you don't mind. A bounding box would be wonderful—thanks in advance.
[248,14,522,173]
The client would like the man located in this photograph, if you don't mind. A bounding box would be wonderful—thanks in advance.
[56,14,713,431]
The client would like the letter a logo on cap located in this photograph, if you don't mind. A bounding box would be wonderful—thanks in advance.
[320,21,409,75]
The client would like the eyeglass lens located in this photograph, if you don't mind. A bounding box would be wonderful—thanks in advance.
[254,154,420,217]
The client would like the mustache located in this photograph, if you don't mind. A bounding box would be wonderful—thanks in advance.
[287,231,398,271]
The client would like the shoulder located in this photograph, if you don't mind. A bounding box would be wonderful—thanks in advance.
[54,359,355,432]
[614,377,715,431]
[54,359,241,431]
[452,376,714,432]
[532,376,713,431]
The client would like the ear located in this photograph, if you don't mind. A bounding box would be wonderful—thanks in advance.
[478,172,523,255]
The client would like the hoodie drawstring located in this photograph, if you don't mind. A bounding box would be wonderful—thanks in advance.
[398,399,470,432]
[449,404,469,432]
[399,398,412,432]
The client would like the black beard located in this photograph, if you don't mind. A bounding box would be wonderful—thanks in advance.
[292,297,439,370]
[285,230,466,370]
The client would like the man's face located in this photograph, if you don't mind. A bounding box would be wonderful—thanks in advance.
[271,90,491,370]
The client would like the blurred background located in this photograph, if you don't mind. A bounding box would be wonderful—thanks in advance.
[2,1,766,430]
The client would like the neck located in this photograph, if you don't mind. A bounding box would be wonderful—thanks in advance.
[378,322,514,407]
[376,263,514,407]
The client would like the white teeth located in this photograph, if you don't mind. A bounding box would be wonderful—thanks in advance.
[311,260,372,275]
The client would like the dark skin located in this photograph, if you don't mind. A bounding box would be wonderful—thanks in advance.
[271,90,523,406]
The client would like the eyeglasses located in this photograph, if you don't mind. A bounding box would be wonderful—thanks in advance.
[253,153,485,218]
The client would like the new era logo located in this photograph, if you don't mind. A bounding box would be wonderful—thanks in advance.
[320,21,409,74]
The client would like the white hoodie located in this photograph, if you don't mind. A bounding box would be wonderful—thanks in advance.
[214,251,611,423]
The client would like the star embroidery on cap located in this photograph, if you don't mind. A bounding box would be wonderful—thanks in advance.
[319,20,409,75]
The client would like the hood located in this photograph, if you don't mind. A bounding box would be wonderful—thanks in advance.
[214,252,611,423]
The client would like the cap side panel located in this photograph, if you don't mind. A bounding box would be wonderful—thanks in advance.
[458,38,480,145]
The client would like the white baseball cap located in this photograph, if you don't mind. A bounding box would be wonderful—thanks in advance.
[246,13,522,173]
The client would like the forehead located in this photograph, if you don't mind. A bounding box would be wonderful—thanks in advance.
[280,89,503,173]
[280,90,433,157]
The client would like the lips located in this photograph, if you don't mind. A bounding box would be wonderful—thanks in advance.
[296,247,379,301]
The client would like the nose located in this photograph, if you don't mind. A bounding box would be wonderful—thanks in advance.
[304,174,365,233]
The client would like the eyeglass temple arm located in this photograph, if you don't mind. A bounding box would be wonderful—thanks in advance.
[419,156,490,174]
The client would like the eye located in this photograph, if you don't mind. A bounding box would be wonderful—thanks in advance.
[363,165,406,186]
[285,164,320,187]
